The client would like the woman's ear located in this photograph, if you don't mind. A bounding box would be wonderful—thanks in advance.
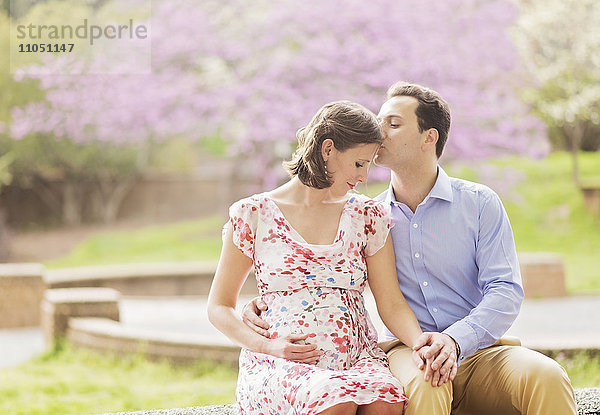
[321,138,334,162]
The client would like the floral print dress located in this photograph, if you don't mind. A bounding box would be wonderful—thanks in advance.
[228,192,406,414]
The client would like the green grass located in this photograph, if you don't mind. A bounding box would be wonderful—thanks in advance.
[45,216,226,269]
[0,343,597,414]
[556,352,600,389]
[0,342,237,415]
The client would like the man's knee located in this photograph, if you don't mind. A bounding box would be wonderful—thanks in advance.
[387,346,422,385]
[526,354,569,382]
[406,370,452,400]
[387,345,452,413]
[509,348,576,414]
[518,351,575,404]
[510,348,572,388]
[403,375,452,415]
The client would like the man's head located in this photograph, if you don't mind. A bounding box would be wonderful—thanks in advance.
[385,81,451,159]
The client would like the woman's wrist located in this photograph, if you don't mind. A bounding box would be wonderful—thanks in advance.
[257,336,270,354]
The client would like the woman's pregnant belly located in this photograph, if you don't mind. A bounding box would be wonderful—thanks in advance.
[261,287,365,370]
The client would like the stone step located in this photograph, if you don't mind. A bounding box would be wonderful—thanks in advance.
[101,388,600,415]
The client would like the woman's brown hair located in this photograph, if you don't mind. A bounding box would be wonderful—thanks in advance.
[283,101,382,189]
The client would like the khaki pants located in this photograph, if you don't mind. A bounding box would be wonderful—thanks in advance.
[380,339,576,415]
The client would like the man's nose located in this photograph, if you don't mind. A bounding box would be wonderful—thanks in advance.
[379,125,388,138]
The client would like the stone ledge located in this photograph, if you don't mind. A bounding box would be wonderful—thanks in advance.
[101,406,236,415]
[45,262,217,283]
[100,388,600,414]
[0,263,46,328]
[41,288,120,344]
[518,252,567,298]
[45,262,257,296]
[0,262,45,277]
[45,287,121,303]
[67,317,240,365]
[581,185,600,220]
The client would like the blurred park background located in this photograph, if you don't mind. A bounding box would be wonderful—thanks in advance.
[0,0,599,413]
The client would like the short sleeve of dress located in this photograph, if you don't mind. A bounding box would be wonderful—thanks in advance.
[363,200,393,257]
[227,198,258,259]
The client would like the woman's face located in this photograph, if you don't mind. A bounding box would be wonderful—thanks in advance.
[326,142,380,196]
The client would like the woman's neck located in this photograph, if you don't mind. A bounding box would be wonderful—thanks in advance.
[270,177,347,207]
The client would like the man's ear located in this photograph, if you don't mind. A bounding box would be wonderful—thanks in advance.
[321,138,334,161]
[422,128,438,152]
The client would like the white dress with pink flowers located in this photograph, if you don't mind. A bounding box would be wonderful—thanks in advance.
[228,192,406,414]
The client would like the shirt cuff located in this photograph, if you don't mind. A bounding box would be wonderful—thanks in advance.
[443,321,479,363]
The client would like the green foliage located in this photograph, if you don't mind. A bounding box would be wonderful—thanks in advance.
[0,342,236,415]
[10,135,143,182]
[513,0,600,151]
[201,132,230,157]
[0,151,13,189]
[45,215,226,269]
[556,351,600,389]
[0,11,45,122]
[147,137,203,174]
[3,2,165,225]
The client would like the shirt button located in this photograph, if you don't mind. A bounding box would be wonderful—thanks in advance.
[423,281,428,287]
[413,223,418,228]
[414,252,420,258]
[433,308,438,312]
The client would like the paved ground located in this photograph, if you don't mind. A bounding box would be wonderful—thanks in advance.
[2,294,599,370]
[0,327,45,369]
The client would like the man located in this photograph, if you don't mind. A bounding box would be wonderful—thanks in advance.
[243,81,577,414]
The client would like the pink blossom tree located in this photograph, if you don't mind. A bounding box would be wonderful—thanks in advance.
[213,0,549,186]
[10,0,547,221]
[9,1,225,224]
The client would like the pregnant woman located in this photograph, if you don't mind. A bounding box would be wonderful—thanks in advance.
[208,100,425,414]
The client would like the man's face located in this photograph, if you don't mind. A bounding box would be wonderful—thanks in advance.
[374,95,425,169]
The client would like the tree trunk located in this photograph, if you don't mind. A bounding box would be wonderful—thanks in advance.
[90,176,137,224]
[580,121,600,151]
[565,122,584,185]
[0,206,9,262]
[33,178,62,215]
[62,180,84,226]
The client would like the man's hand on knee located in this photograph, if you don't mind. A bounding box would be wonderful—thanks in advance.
[413,332,458,387]
[241,296,270,337]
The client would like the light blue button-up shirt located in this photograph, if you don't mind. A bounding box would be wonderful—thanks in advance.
[376,167,524,361]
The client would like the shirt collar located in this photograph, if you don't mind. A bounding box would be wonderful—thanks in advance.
[430,166,453,202]
[382,165,453,205]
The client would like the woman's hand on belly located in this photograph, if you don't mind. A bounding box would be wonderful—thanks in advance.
[262,332,323,364]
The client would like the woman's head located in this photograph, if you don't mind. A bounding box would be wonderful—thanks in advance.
[283,101,383,189]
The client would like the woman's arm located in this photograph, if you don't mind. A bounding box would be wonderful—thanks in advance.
[366,237,422,348]
[207,225,321,363]
[366,237,457,385]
